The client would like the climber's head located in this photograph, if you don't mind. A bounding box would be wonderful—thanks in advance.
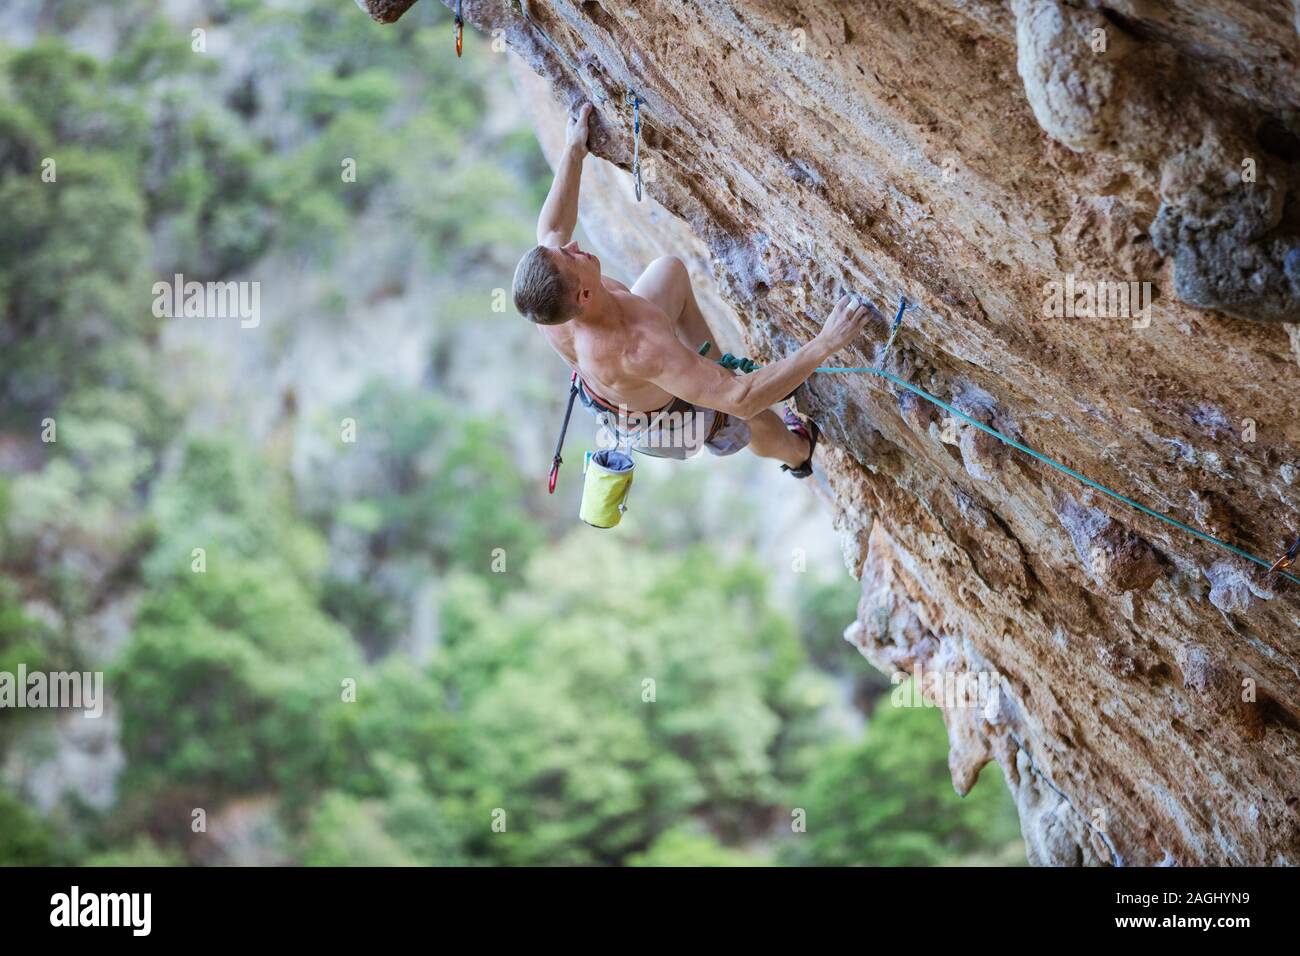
[513,241,601,325]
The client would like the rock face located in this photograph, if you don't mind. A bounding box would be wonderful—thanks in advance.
[358,0,1300,864]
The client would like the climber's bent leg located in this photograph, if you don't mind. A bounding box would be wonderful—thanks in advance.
[745,408,811,469]
[631,255,716,350]
[700,410,750,457]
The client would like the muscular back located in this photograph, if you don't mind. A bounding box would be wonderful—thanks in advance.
[539,277,681,412]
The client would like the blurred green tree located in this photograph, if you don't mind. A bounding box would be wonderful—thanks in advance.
[782,680,1024,866]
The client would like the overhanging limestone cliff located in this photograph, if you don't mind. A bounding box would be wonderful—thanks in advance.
[358,0,1300,865]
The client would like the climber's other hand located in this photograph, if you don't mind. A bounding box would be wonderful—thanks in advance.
[817,294,875,354]
[566,103,593,158]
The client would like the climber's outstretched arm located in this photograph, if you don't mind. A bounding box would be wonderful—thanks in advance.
[632,295,877,421]
[537,103,592,246]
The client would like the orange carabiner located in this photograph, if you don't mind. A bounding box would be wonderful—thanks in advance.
[454,0,464,57]
[1268,535,1300,574]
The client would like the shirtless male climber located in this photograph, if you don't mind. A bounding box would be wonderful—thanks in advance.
[513,103,879,475]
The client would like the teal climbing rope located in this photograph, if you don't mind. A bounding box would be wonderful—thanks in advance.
[714,303,1300,587]
[818,364,1300,586]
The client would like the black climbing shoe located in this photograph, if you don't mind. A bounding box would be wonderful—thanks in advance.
[781,407,819,479]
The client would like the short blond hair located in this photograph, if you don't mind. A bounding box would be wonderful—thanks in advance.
[513,245,577,325]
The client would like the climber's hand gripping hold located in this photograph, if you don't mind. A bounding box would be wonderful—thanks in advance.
[564,101,592,161]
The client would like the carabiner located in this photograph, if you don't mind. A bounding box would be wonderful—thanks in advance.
[878,295,919,366]
[626,88,644,201]
[454,0,464,57]
[1268,534,1300,574]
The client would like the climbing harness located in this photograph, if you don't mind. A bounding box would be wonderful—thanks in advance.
[573,394,683,527]
[698,296,1300,586]
[454,0,464,57]
[626,88,645,201]
[548,371,581,494]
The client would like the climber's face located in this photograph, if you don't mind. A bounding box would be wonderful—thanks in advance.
[552,240,601,312]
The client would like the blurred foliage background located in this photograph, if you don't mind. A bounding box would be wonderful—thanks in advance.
[0,0,1022,866]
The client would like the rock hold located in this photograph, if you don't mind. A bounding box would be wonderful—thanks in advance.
[1012,0,1300,322]
[1052,490,1163,593]
[1204,558,1276,614]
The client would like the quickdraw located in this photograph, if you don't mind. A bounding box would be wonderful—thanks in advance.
[626,88,645,201]
[548,371,581,494]
[454,0,464,57]
[1268,534,1300,574]
[878,295,920,365]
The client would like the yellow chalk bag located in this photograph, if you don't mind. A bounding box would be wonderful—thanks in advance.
[579,449,635,529]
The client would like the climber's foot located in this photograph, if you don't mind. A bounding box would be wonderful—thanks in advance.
[780,407,818,479]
